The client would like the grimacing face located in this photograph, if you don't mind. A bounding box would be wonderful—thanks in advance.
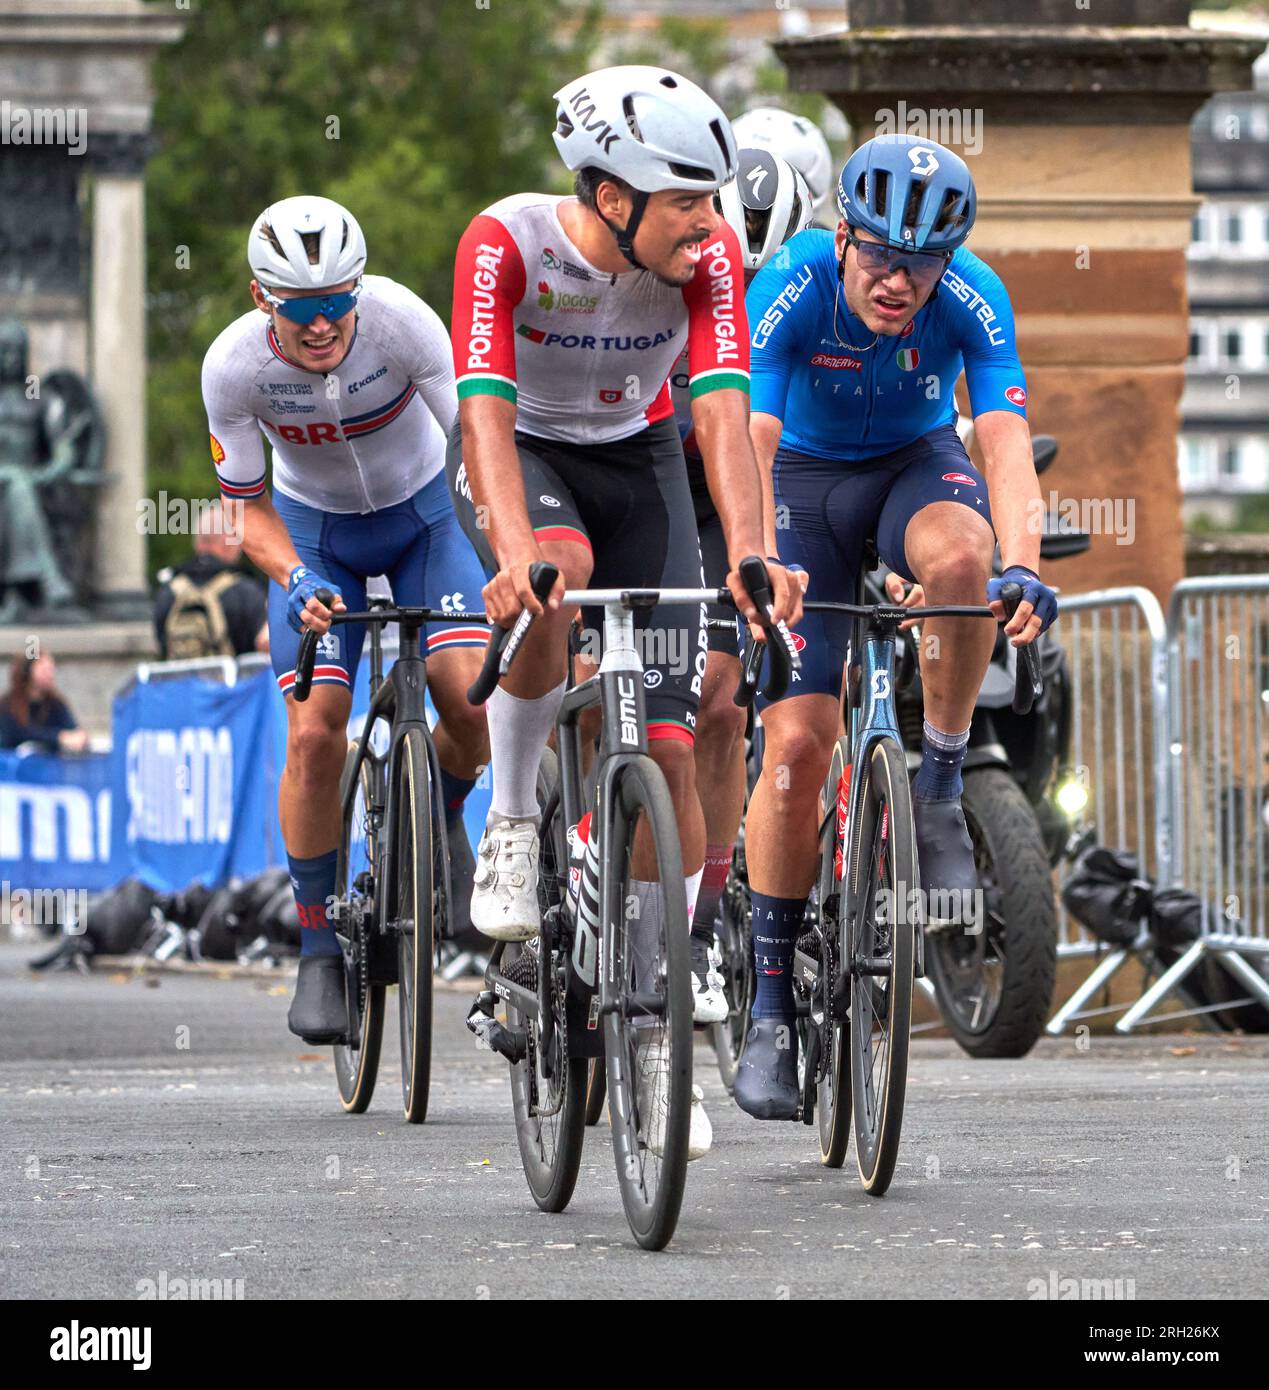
[834,224,943,337]
[249,278,358,372]
[597,184,721,288]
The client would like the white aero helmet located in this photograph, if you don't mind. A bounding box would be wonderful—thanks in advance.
[731,107,833,209]
[717,149,814,277]
[553,65,738,193]
[248,195,367,290]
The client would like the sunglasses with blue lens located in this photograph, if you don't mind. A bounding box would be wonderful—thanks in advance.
[844,230,949,283]
[262,282,361,326]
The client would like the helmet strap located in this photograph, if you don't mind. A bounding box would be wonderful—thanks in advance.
[599,187,650,270]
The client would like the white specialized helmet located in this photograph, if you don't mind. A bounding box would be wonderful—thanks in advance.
[731,107,833,209]
[248,195,367,290]
[717,149,815,277]
[553,65,738,194]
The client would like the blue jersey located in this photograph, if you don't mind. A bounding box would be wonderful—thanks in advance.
[746,229,1027,462]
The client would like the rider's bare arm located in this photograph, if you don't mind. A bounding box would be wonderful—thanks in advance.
[691,388,766,565]
[748,410,784,561]
[974,409,1041,574]
[238,493,305,588]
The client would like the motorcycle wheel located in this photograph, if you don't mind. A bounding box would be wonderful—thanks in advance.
[925,767,1057,1058]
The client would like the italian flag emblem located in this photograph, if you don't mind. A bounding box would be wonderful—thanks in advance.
[896,348,920,371]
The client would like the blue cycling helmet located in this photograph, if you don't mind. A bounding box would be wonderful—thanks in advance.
[836,134,976,253]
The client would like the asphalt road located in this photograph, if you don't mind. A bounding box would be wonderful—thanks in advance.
[2,940,1266,1300]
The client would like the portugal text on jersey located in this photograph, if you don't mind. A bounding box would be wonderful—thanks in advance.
[451,193,750,445]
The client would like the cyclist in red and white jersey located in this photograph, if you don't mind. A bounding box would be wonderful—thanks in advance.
[202,196,489,1043]
[447,66,802,1157]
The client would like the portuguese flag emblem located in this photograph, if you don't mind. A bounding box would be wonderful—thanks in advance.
[896,348,920,371]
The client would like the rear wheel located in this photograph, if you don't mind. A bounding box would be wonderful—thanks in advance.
[506,748,586,1211]
[848,738,915,1196]
[605,756,691,1251]
[710,827,754,1093]
[334,745,386,1113]
[926,767,1057,1058]
[396,729,434,1124]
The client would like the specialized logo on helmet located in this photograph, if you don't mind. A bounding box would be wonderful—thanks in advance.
[908,147,940,177]
[563,86,620,154]
[745,164,770,200]
[1005,385,1027,406]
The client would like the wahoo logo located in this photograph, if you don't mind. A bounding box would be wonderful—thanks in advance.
[565,86,620,154]
[618,675,639,746]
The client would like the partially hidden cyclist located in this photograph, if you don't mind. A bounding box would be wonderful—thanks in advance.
[202,196,490,1043]
[669,147,814,1013]
[731,107,834,219]
[446,66,802,1157]
[735,134,1058,1119]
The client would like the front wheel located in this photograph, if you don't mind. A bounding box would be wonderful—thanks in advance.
[710,830,754,1094]
[604,756,691,1251]
[848,738,915,1196]
[814,737,853,1167]
[925,767,1057,1058]
[395,728,434,1124]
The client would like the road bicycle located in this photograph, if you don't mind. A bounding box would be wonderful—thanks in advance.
[465,558,795,1249]
[774,556,1040,1193]
[292,592,488,1122]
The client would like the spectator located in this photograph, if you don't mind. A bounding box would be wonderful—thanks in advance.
[153,500,268,660]
[0,651,88,752]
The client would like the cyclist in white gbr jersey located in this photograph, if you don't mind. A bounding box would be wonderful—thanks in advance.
[446,67,803,1158]
[202,196,489,1043]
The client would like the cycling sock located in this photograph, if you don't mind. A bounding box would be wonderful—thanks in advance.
[749,892,806,1020]
[685,865,703,932]
[486,680,565,820]
[288,848,340,958]
[438,766,476,831]
[691,843,733,940]
[913,721,970,802]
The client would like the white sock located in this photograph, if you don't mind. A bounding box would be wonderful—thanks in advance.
[685,866,703,931]
[487,680,566,821]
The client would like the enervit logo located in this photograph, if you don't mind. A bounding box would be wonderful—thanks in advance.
[809,353,862,371]
[1005,385,1027,406]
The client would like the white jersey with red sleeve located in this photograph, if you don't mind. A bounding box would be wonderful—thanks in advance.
[451,193,749,445]
[200,274,457,515]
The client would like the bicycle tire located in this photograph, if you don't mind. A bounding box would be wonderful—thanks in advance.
[334,744,386,1113]
[604,755,691,1251]
[848,737,915,1196]
[396,728,434,1124]
[584,1059,607,1125]
[814,736,853,1166]
[506,747,587,1212]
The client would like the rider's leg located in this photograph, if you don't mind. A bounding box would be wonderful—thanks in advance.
[426,649,490,824]
[692,647,746,930]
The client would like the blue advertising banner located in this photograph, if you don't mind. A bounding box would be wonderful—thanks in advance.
[111,670,281,892]
[0,749,120,892]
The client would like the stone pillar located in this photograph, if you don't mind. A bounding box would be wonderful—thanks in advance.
[0,1,185,618]
[88,135,151,617]
[775,0,1264,603]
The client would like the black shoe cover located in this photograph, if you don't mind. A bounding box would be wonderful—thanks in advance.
[913,796,977,922]
[288,955,349,1043]
[734,1016,800,1121]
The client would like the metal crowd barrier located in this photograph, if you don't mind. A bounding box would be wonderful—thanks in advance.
[1046,577,1269,1034]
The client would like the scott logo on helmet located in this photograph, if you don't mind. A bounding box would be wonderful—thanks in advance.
[907,146,941,178]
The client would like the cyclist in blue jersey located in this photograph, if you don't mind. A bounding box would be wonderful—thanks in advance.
[735,134,1059,1119]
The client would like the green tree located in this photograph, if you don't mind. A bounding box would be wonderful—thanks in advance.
[144,0,597,577]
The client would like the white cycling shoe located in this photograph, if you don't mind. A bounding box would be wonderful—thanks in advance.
[470,814,541,942]
[690,935,728,1025]
[636,1037,712,1162]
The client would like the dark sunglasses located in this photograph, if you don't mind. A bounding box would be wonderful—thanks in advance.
[844,230,949,282]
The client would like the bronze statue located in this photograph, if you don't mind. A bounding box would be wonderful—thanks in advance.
[0,318,104,622]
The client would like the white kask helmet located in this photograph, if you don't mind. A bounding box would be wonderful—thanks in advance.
[731,107,833,209]
[553,65,738,194]
[717,149,814,277]
[248,195,367,290]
